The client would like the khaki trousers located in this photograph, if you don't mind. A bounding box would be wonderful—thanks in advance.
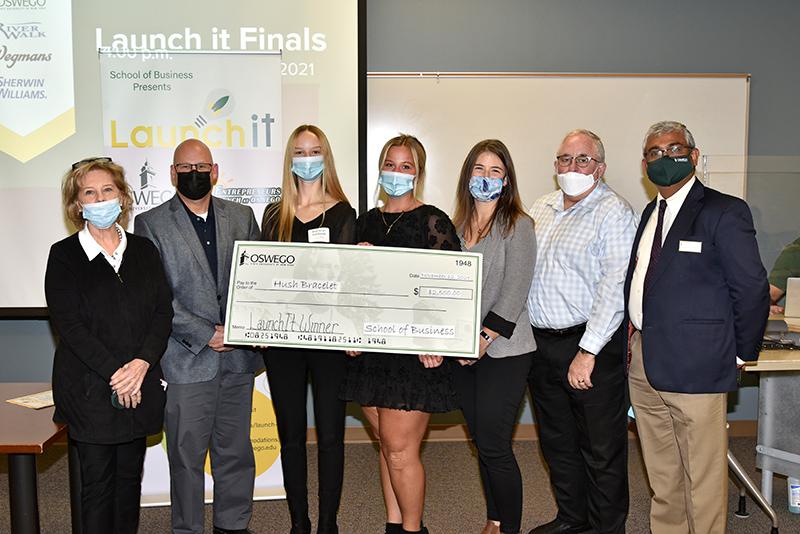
[628,331,728,534]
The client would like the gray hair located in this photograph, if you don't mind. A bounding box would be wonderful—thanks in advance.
[642,121,696,151]
[561,129,605,162]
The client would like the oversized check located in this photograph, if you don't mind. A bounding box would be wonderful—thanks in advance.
[224,242,483,358]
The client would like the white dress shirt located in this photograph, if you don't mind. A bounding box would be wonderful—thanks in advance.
[78,223,127,273]
[527,181,638,354]
[628,177,696,330]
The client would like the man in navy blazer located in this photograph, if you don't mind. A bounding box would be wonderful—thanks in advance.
[624,121,769,533]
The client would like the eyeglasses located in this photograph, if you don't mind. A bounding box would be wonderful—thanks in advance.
[644,144,694,162]
[174,162,213,173]
[555,154,602,168]
[72,157,112,170]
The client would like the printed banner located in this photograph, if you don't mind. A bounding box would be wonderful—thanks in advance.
[140,373,285,506]
[0,0,75,162]
[100,51,285,503]
[99,50,283,226]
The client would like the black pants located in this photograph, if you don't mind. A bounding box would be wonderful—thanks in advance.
[454,352,533,534]
[72,436,147,534]
[528,325,628,534]
[264,348,347,526]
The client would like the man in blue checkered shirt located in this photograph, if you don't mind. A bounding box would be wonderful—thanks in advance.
[526,129,637,534]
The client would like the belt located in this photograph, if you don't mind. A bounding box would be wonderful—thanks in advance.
[532,323,586,337]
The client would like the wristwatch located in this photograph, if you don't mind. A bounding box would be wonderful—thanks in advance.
[479,330,494,344]
[578,347,595,356]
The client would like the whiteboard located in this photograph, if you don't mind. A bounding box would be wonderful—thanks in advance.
[367,73,750,215]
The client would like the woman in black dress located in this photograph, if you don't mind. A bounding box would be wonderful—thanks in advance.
[341,134,460,534]
[45,157,173,534]
[261,125,356,534]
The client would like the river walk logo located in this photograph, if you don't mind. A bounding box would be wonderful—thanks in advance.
[0,21,45,39]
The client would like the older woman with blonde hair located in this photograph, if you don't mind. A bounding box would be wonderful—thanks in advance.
[45,157,173,534]
[261,125,356,534]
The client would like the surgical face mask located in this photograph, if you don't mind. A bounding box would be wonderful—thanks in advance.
[292,155,324,182]
[557,171,597,197]
[82,198,121,229]
[646,156,695,187]
[176,170,212,200]
[468,175,504,202]
[378,171,415,197]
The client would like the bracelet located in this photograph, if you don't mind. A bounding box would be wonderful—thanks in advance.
[578,347,595,356]
[479,330,494,344]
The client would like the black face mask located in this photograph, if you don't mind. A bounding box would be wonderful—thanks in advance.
[176,170,212,200]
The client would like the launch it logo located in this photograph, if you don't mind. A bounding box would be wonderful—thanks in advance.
[109,87,277,150]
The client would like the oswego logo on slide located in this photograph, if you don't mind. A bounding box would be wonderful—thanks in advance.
[239,250,296,266]
[0,0,46,9]
[0,22,45,39]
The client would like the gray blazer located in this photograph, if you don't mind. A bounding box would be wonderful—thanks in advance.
[464,216,537,358]
[134,195,262,384]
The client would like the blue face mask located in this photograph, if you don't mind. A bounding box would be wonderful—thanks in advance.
[82,198,121,229]
[468,175,504,202]
[292,155,324,182]
[378,171,415,197]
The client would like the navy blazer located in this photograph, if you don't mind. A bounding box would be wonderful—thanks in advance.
[623,180,769,393]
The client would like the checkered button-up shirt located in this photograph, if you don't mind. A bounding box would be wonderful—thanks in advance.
[527,181,638,354]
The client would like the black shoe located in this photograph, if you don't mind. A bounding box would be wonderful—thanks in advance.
[213,528,252,534]
[317,522,338,534]
[528,518,590,534]
[401,527,429,534]
[385,523,403,534]
[290,518,312,534]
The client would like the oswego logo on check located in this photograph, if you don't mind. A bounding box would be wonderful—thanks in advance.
[240,250,296,266]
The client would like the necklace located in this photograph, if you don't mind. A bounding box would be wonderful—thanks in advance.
[380,209,405,236]
[471,217,492,242]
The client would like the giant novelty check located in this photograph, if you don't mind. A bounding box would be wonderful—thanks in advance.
[224,242,483,358]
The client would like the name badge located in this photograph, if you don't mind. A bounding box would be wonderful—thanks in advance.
[308,227,330,243]
[679,240,702,253]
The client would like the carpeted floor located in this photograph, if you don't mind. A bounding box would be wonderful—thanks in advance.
[1,436,798,533]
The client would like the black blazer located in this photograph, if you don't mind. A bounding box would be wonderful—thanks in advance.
[623,180,769,394]
[45,232,173,444]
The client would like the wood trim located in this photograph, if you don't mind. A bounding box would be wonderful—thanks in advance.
[49,420,759,446]
[305,420,759,444]
[368,72,751,80]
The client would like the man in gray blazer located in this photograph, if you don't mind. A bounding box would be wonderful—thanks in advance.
[135,138,261,534]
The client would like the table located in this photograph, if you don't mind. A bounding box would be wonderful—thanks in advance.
[746,349,800,503]
[0,382,75,534]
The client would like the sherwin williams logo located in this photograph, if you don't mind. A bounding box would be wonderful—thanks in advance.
[0,22,45,39]
[239,250,295,266]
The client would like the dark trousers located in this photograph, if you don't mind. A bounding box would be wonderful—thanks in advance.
[453,352,533,534]
[528,325,628,534]
[72,436,147,534]
[264,348,347,527]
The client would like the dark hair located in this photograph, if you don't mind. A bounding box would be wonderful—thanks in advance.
[452,139,531,240]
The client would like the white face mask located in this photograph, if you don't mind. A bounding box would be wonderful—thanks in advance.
[557,171,597,197]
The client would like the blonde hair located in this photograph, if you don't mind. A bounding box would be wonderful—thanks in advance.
[62,159,132,229]
[262,125,350,242]
[376,134,427,204]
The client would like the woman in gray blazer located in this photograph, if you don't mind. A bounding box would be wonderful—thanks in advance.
[451,139,537,534]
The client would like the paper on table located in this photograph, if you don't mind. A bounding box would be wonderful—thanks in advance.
[6,390,54,410]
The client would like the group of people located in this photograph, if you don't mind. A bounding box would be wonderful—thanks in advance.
[45,119,772,534]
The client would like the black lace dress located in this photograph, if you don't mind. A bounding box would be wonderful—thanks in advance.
[340,204,461,413]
